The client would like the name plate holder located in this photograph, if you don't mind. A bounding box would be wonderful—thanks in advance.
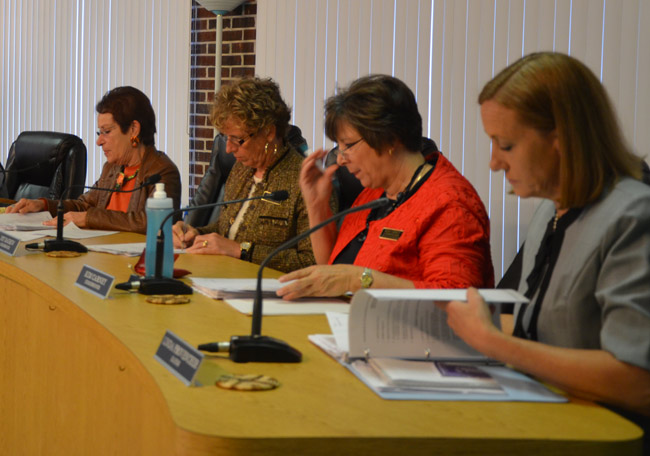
[74,265,115,299]
[155,330,204,386]
[0,232,20,256]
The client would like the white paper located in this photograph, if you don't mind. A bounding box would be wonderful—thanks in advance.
[1,221,118,242]
[0,230,51,242]
[224,297,350,316]
[307,288,565,403]
[88,242,184,256]
[346,289,528,360]
[0,211,53,230]
[308,334,347,360]
[368,358,501,390]
[191,277,285,299]
[190,277,350,315]
[60,223,118,239]
[88,242,147,256]
[326,312,350,352]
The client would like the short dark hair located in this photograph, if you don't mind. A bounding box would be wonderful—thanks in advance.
[96,86,157,146]
[325,75,422,153]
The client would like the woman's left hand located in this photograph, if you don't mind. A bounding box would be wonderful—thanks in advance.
[299,148,338,210]
[435,287,500,351]
[42,211,88,228]
[186,232,241,257]
[277,264,361,300]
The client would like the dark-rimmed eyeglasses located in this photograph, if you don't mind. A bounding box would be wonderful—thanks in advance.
[218,132,255,147]
[334,138,364,160]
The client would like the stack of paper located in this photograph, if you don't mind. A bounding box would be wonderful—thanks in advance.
[190,277,351,316]
[368,358,503,394]
[0,212,53,230]
[0,212,118,241]
[309,289,567,402]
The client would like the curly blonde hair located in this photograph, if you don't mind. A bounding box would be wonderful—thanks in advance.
[210,77,291,139]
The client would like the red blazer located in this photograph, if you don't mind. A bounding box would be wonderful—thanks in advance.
[329,152,494,288]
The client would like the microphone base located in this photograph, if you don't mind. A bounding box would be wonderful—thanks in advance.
[43,239,88,253]
[136,277,193,295]
[228,335,302,363]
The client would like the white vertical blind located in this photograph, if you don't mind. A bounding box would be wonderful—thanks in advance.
[0,0,191,203]
[256,0,650,280]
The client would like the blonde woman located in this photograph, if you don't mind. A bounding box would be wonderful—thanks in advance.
[172,77,316,273]
[438,53,650,439]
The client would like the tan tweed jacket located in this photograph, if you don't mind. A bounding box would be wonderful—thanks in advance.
[198,146,315,273]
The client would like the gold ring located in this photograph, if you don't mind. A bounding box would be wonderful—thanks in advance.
[202,240,208,248]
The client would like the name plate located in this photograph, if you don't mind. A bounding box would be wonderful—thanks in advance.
[74,265,115,299]
[154,330,204,386]
[0,232,20,256]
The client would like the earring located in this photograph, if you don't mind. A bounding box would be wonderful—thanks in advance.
[388,148,393,156]
[273,144,278,154]
[131,135,140,147]
[264,143,269,154]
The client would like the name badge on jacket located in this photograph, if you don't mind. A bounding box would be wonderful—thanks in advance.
[379,228,403,241]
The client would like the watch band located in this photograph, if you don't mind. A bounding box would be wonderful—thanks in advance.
[239,241,252,261]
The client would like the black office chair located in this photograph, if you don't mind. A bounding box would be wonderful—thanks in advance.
[185,124,308,227]
[324,136,439,214]
[4,131,87,201]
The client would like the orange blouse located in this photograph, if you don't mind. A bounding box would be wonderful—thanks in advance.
[106,164,140,212]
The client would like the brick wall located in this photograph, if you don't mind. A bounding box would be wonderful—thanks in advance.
[189,0,257,197]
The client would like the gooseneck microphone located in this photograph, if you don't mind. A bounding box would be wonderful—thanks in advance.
[197,196,391,363]
[25,174,161,253]
[116,190,290,295]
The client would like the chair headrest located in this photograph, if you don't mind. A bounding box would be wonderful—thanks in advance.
[6,131,85,192]
[11,131,84,170]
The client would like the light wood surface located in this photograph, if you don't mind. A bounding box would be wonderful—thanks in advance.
[0,232,643,455]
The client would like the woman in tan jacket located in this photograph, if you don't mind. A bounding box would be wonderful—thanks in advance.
[172,77,317,273]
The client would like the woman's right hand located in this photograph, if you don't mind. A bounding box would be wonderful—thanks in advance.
[300,148,339,209]
[5,198,46,214]
[172,221,199,249]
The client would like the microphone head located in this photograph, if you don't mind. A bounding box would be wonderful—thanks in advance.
[269,190,289,202]
[144,174,162,186]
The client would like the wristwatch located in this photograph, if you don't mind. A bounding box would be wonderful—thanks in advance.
[239,241,252,261]
[360,268,374,289]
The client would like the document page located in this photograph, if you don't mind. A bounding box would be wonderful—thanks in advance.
[191,278,350,315]
[0,211,52,230]
[347,289,527,360]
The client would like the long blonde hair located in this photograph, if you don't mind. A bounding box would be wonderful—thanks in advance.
[479,52,642,208]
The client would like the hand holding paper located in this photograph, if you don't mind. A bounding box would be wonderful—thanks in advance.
[435,287,503,352]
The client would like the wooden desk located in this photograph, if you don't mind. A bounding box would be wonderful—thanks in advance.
[0,233,643,455]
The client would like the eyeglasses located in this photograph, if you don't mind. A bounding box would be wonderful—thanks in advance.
[96,125,118,137]
[219,132,255,147]
[334,138,364,160]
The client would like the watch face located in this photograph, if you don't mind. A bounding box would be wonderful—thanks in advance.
[361,269,373,288]
[241,241,251,251]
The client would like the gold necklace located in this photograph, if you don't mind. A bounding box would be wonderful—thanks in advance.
[412,163,431,187]
[553,212,560,231]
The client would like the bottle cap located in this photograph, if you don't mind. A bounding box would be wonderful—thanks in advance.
[153,182,167,198]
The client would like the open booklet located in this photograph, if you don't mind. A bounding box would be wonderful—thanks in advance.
[309,289,567,402]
